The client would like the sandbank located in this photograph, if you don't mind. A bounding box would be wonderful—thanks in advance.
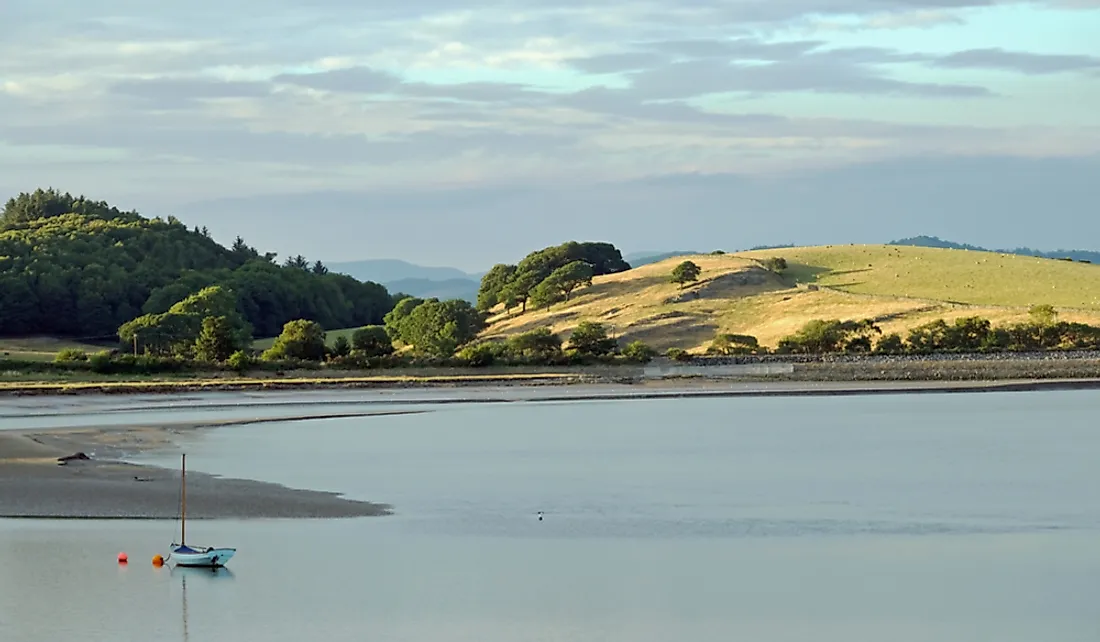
[0,411,410,520]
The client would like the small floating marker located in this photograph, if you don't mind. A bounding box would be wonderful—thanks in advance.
[117,552,128,564]
[537,511,543,522]
[152,555,164,567]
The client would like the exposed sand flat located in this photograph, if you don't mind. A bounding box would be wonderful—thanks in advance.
[0,432,390,520]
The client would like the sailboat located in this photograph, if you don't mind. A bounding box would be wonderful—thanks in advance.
[166,454,236,568]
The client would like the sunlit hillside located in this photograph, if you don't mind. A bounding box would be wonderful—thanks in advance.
[480,245,1100,351]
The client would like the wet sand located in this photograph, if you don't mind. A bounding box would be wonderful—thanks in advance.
[0,417,395,520]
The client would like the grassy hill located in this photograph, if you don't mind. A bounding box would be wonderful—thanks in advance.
[481,245,1100,351]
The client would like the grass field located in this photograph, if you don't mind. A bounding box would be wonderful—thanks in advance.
[0,337,111,362]
[742,245,1100,309]
[482,245,1100,351]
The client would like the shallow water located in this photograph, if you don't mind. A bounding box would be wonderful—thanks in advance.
[3,389,1100,640]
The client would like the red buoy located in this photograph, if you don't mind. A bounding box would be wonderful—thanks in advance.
[117,552,128,564]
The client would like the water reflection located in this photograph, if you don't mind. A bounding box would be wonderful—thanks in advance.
[168,566,234,642]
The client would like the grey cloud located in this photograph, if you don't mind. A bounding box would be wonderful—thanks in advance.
[567,52,670,74]
[109,78,273,109]
[552,85,1003,143]
[932,48,1100,74]
[625,59,991,99]
[274,68,550,106]
[272,67,401,93]
[399,81,546,104]
[0,98,582,167]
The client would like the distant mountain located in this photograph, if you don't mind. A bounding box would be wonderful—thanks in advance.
[327,258,478,284]
[385,277,479,303]
[890,236,1099,263]
[624,250,698,267]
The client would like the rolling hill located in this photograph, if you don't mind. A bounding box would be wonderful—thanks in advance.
[480,244,1100,351]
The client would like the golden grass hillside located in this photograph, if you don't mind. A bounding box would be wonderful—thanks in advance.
[481,245,1100,352]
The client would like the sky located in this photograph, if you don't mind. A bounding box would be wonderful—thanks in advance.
[1,0,1098,271]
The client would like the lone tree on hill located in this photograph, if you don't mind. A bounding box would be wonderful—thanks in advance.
[670,260,701,289]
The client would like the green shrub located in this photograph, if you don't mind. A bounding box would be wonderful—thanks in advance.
[55,348,88,362]
[226,350,254,373]
[665,348,692,362]
[708,333,760,355]
[873,333,904,354]
[621,340,656,363]
[456,342,505,367]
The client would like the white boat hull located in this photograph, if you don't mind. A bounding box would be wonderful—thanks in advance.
[170,546,236,568]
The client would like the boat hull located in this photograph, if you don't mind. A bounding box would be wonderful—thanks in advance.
[170,546,236,568]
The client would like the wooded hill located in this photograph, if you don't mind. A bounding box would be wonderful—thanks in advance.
[0,189,394,341]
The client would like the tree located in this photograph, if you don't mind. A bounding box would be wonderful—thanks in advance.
[500,270,542,313]
[776,319,881,354]
[330,335,351,357]
[1029,304,1058,326]
[621,340,656,363]
[546,261,594,301]
[489,241,631,315]
[476,264,517,312]
[670,260,701,289]
[262,319,327,361]
[383,296,425,344]
[0,190,395,340]
[351,325,394,357]
[118,312,201,356]
[193,315,236,362]
[528,279,562,310]
[567,321,618,356]
[506,327,563,360]
[874,333,905,354]
[708,333,760,355]
[167,285,252,347]
[283,255,309,270]
[311,260,328,275]
[761,257,788,272]
[400,299,485,357]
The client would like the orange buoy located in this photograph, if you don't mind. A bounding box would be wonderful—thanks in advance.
[152,554,164,567]
[117,552,128,564]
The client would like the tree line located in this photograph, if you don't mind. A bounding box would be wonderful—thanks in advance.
[701,305,1100,357]
[0,188,394,340]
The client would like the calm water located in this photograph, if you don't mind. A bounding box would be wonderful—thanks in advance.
[2,389,1100,641]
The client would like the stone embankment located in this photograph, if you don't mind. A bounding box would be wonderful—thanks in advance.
[660,351,1100,381]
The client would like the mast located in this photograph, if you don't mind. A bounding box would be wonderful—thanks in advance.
[181,453,186,546]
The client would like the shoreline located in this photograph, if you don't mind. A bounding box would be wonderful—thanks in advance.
[2,351,1100,395]
[0,412,404,521]
[5,364,1100,522]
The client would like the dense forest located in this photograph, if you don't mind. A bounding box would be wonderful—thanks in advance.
[0,189,394,340]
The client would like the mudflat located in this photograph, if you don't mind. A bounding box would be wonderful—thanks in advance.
[0,429,391,519]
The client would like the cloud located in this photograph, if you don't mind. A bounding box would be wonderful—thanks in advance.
[1,0,1099,269]
[108,77,274,109]
[932,48,1100,74]
[624,59,991,98]
[274,67,547,104]
[272,67,400,93]
[566,51,670,74]
[809,9,967,31]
